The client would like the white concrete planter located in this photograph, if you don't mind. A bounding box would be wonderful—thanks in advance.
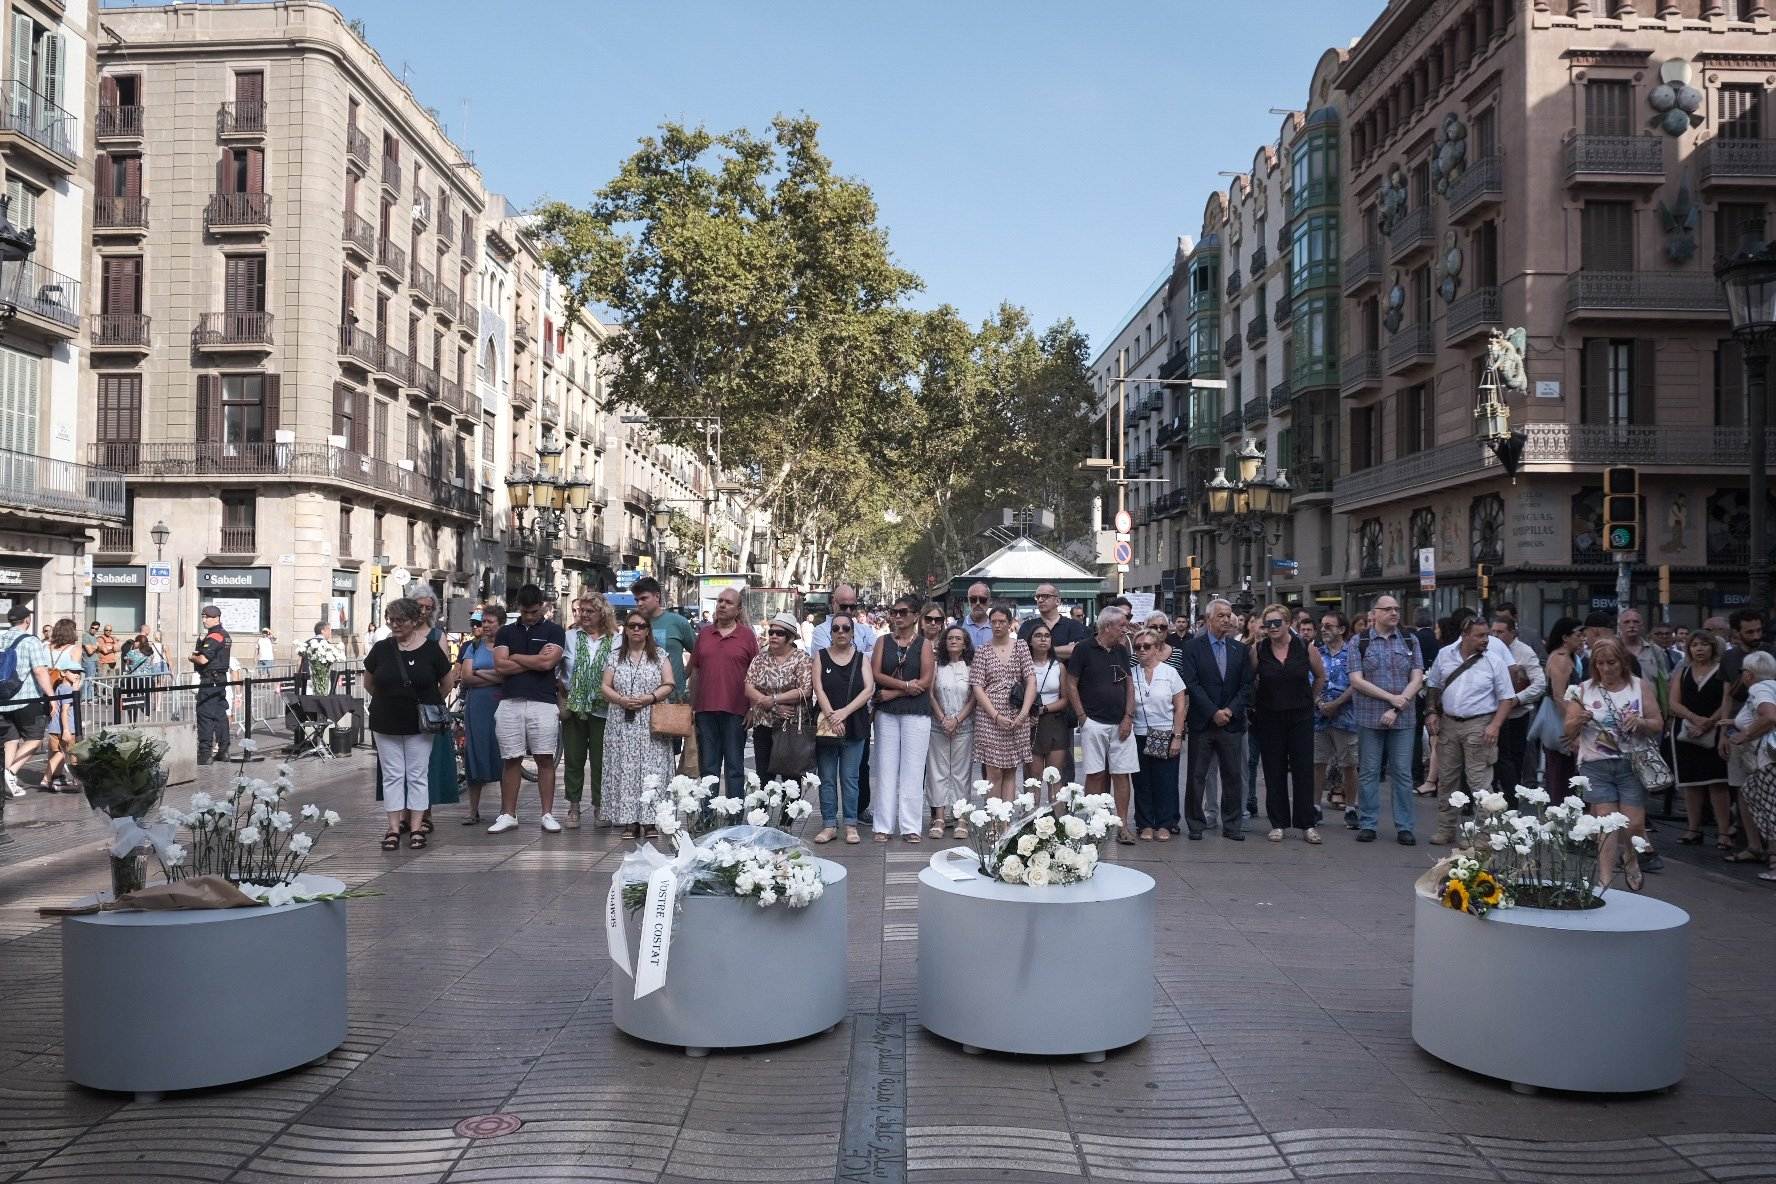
[612,858,847,1056]
[62,875,348,1102]
[917,860,1155,1061]
[1411,890,1690,1093]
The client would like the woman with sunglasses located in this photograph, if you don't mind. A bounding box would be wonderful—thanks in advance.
[745,611,813,777]
[1026,623,1071,791]
[455,605,506,826]
[1131,627,1187,839]
[871,595,935,842]
[926,624,977,837]
[600,609,677,839]
[1252,602,1327,844]
[814,611,874,844]
[970,601,1036,801]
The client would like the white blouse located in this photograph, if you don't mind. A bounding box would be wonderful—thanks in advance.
[1031,658,1064,708]
[1133,662,1187,736]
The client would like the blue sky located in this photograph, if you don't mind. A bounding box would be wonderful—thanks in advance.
[343,0,1383,351]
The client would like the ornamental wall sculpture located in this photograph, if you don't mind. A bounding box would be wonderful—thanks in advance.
[1648,59,1704,137]
[1431,113,1468,197]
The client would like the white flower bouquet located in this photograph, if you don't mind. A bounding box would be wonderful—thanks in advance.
[152,755,342,888]
[946,768,1118,886]
[1438,776,1639,913]
[620,771,824,910]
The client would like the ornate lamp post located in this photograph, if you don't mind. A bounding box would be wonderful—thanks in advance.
[149,520,170,640]
[505,434,593,608]
[1715,221,1776,610]
[1204,437,1293,614]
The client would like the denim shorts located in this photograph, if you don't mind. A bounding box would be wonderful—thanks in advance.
[1578,757,1646,809]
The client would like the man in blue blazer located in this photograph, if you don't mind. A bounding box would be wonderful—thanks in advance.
[1179,597,1254,840]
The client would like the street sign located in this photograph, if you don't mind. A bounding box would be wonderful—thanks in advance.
[1114,530,1131,544]
[388,566,412,589]
[1117,563,1130,574]
[146,562,172,593]
[1271,557,1298,571]
[1113,540,1133,565]
[1114,509,1132,534]
[617,569,641,590]
[1417,547,1436,592]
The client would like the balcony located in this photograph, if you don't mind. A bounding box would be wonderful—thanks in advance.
[1222,335,1243,366]
[623,535,648,559]
[439,210,455,247]
[90,441,483,518]
[1564,135,1664,186]
[0,446,125,524]
[1385,324,1435,375]
[1513,423,1776,469]
[411,190,432,228]
[410,262,437,305]
[0,80,78,168]
[342,211,375,259]
[1565,270,1727,320]
[1151,490,1192,519]
[1446,286,1501,344]
[381,155,402,195]
[1243,395,1267,427]
[0,259,79,336]
[439,377,469,417]
[1273,293,1292,327]
[336,321,382,369]
[1447,154,1502,225]
[1245,314,1268,348]
[94,196,149,233]
[1340,348,1382,395]
[1289,176,1337,216]
[1224,270,1243,298]
[1342,244,1382,295]
[1157,347,1190,382]
[513,374,536,409]
[205,192,270,232]
[1291,457,1339,501]
[216,100,266,137]
[625,485,651,510]
[1188,289,1219,317]
[1334,437,1491,508]
[1249,245,1268,274]
[437,286,459,323]
[1269,380,1292,414]
[412,360,440,399]
[1386,206,1433,264]
[96,105,144,141]
[216,525,257,555]
[1158,415,1187,449]
[1219,409,1242,437]
[193,311,273,350]
[1292,355,1339,392]
[380,341,413,387]
[1697,137,1776,190]
[1189,418,1221,450]
[90,313,150,350]
[515,315,533,346]
[460,303,479,337]
[346,123,371,169]
[97,524,134,554]
[377,236,407,281]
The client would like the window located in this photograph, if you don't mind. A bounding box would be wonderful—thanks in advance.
[222,374,270,444]
[1715,339,1748,428]
[1412,264,1432,326]
[1473,106,1497,160]
[373,509,385,559]
[1586,81,1633,136]
[1410,161,1430,209]
[101,257,142,315]
[375,293,389,341]
[224,254,267,313]
[220,147,263,194]
[373,399,389,461]
[99,73,141,109]
[97,153,140,200]
[1474,220,1499,288]
[1350,404,1380,470]
[406,415,420,466]
[96,374,141,447]
[333,383,368,451]
[1581,202,1634,270]
[221,494,255,536]
[1396,383,1429,456]
[340,269,356,324]
[1717,201,1765,256]
[1581,338,1652,427]
[1290,213,1338,292]
[1718,83,1764,141]
[9,13,66,111]
[5,176,38,233]
[0,346,40,456]
[339,501,354,556]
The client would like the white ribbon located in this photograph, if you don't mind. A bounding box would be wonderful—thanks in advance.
[105,815,176,860]
[606,832,706,999]
[927,846,980,882]
[604,876,632,977]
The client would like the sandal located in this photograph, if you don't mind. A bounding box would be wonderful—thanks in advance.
[1678,831,1703,845]
[846,827,861,844]
[904,833,921,844]
[1758,869,1776,882]
[813,827,837,844]
[1725,849,1768,863]
[419,814,435,835]
[873,833,890,843]
[461,814,483,826]
[1624,861,1644,892]
[927,823,945,839]
[381,831,401,851]
[409,832,427,850]
[952,825,969,840]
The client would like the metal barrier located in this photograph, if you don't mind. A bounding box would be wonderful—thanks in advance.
[82,660,366,741]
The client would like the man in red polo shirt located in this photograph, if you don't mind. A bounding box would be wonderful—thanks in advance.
[689,586,757,797]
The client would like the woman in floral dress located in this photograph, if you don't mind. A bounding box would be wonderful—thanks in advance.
[970,602,1035,800]
[600,609,676,837]
[745,611,814,777]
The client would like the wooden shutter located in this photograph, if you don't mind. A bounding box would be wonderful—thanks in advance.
[262,373,281,432]
[1581,339,1609,425]
[1632,340,1655,426]
[99,73,118,108]
[332,383,351,438]
[218,149,231,195]
[224,255,265,314]
[1586,81,1631,136]
[122,156,141,198]
[96,152,113,196]
[102,257,140,315]
[97,374,141,443]
[9,17,32,107]
[38,32,63,110]
[1581,202,1633,270]
[196,374,222,443]
[1719,84,1763,141]
[234,70,263,105]
[352,389,370,453]
[246,147,264,194]
[1717,339,1746,428]
[373,399,388,461]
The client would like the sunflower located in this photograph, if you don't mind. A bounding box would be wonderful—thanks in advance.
[1471,873,1503,907]
[1442,879,1471,913]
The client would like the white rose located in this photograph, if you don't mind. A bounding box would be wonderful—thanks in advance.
[1025,865,1051,886]
[1446,790,1471,809]
[1478,792,1509,813]
[1030,849,1051,870]
[1042,766,1062,784]
[322,810,341,827]
[1062,816,1087,840]
[969,810,989,827]
[1034,816,1056,838]
[1017,835,1038,856]
[972,779,992,795]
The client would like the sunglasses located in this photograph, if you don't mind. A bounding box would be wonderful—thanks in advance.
[625,622,649,630]
[889,608,909,616]
[831,624,853,634]
[1263,619,1285,629]
[768,629,793,639]
[1134,643,1154,652]
[1035,592,1057,599]
[968,597,988,604]
[923,615,944,624]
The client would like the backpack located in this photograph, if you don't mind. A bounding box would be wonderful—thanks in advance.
[1357,630,1421,675]
[0,633,27,700]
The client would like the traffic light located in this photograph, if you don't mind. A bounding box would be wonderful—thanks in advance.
[1476,563,1490,602]
[1603,466,1640,554]
[1186,554,1202,592]
[1659,563,1672,606]
[369,564,383,595]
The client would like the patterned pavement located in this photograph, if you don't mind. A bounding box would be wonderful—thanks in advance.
[3,748,1775,1184]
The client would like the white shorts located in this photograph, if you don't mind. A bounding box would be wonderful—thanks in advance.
[496,698,559,759]
[1079,718,1139,776]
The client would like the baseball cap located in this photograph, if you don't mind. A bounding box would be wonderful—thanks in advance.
[469,609,484,623]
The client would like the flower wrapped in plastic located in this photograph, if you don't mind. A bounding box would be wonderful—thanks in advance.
[938,769,1118,885]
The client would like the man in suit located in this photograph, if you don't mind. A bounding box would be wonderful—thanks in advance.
[1179,597,1253,841]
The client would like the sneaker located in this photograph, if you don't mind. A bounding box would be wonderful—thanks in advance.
[487,814,519,834]
[540,813,562,833]
[1344,806,1359,830]
[1428,830,1452,845]
[565,805,581,830]
[1398,831,1418,846]
[1267,828,1284,842]
[3,768,23,797]
[1304,828,1323,845]
[1641,852,1664,873]
[1356,828,1378,843]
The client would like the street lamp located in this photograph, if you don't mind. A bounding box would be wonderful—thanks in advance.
[1202,438,1293,613]
[505,434,594,606]
[149,520,169,640]
[1714,218,1776,610]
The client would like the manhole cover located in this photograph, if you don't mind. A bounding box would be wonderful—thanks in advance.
[454,1114,523,1139]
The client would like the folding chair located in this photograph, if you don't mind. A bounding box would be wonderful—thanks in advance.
[284,691,333,761]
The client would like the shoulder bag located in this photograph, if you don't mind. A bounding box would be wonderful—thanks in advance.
[1619,679,1674,790]
[1427,649,1485,716]
[650,700,693,739]
[1138,665,1175,758]
[769,706,817,778]
[392,643,449,734]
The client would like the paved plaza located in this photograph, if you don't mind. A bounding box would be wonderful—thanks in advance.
[3,749,1775,1184]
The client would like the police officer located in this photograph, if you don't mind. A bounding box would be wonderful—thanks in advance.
[192,605,232,764]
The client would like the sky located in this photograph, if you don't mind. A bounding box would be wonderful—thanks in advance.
[340,0,1384,354]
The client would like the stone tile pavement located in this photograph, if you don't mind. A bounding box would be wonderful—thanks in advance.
[2,749,1775,1183]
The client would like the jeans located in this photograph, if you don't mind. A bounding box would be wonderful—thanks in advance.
[561,712,605,809]
[817,737,865,825]
[1358,725,1416,834]
[695,710,747,799]
[1132,747,1181,830]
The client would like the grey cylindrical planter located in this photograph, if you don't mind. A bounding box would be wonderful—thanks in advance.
[612,858,847,1056]
[62,876,348,1101]
[1411,890,1690,1093]
[918,860,1155,1060]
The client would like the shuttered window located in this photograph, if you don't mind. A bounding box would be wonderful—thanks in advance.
[332,384,369,453]
[0,345,40,456]
[96,374,142,443]
[233,70,263,106]
[222,374,267,445]
[101,257,141,315]
[1586,81,1632,136]
[219,148,263,194]
[1581,202,1634,270]
[1717,201,1765,255]
[5,177,37,233]
[1580,339,1653,427]
[373,400,388,461]
[98,153,141,198]
[1719,84,1764,141]
[224,255,266,314]
[1396,383,1429,457]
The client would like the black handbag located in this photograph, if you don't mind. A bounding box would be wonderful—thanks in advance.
[768,708,817,778]
[391,642,449,734]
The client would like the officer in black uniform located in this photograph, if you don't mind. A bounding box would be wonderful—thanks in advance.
[192,605,232,764]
